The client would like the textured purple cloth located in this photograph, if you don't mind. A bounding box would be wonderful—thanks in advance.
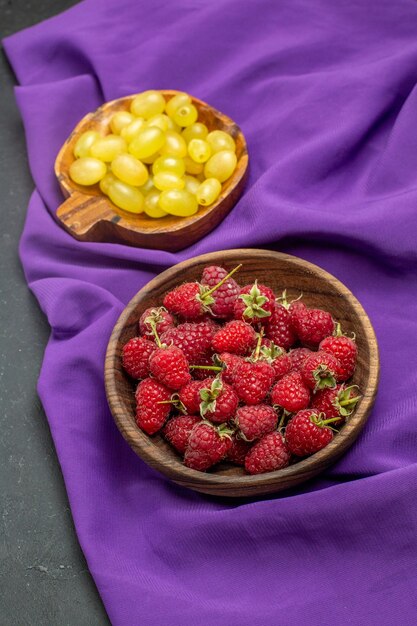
[4,0,417,623]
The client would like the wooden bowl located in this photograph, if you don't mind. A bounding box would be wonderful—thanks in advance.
[105,249,379,497]
[55,91,248,251]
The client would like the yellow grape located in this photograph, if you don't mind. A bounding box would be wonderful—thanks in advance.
[159,189,198,216]
[183,175,200,195]
[188,138,211,163]
[196,178,222,206]
[152,155,185,177]
[99,171,118,195]
[172,104,198,127]
[204,150,237,182]
[147,114,171,132]
[73,130,101,158]
[110,111,134,135]
[90,135,127,162]
[160,130,187,158]
[143,190,167,218]
[121,118,146,142]
[165,92,191,118]
[182,123,208,143]
[69,157,106,186]
[206,130,236,153]
[111,154,148,187]
[183,156,204,175]
[153,172,185,191]
[128,127,165,160]
[108,181,144,213]
[140,177,155,194]
[130,90,166,118]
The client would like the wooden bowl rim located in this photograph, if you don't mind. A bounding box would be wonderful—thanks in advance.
[54,90,249,235]
[105,249,380,491]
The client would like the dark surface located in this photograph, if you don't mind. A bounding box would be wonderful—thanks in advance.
[0,1,110,624]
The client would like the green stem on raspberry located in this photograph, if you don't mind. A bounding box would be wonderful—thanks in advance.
[339,396,360,407]
[149,319,162,348]
[276,290,303,309]
[253,328,265,362]
[203,264,242,298]
[318,417,343,426]
[189,365,222,371]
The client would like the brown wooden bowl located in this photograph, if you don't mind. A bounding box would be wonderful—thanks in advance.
[55,91,248,251]
[105,249,379,497]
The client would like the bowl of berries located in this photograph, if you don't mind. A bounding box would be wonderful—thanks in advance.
[105,249,379,497]
[55,90,248,251]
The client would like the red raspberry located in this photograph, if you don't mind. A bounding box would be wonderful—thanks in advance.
[226,434,253,466]
[162,414,201,454]
[212,320,257,355]
[179,380,207,414]
[199,378,239,424]
[301,350,340,391]
[285,409,333,456]
[311,384,360,425]
[288,347,313,372]
[184,423,233,471]
[201,265,240,319]
[218,352,243,384]
[149,346,191,390]
[234,282,276,324]
[235,404,278,441]
[160,320,218,363]
[270,371,311,413]
[320,334,357,381]
[245,432,291,474]
[232,360,275,405]
[163,282,206,321]
[190,353,218,380]
[135,378,171,435]
[264,302,296,349]
[259,342,292,381]
[139,307,174,339]
[122,336,156,379]
[290,303,334,347]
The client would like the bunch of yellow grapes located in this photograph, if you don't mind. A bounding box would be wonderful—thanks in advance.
[69,90,238,218]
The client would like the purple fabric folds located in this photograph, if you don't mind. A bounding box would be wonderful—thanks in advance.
[4,0,417,623]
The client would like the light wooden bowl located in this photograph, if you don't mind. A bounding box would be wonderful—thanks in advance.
[105,249,379,497]
[55,91,248,251]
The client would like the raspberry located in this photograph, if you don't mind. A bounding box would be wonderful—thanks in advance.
[245,432,291,474]
[149,346,191,390]
[234,282,276,324]
[270,371,310,413]
[320,333,357,381]
[184,423,233,471]
[235,404,278,441]
[290,303,334,347]
[288,347,313,372]
[179,380,207,415]
[160,320,218,363]
[190,353,218,380]
[232,360,275,405]
[135,378,171,435]
[285,409,334,456]
[162,415,200,454]
[201,265,240,319]
[218,352,243,384]
[122,336,156,379]
[212,320,257,355]
[301,350,340,390]
[259,341,292,381]
[264,302,296,349]
[139,307,174,339]
[226,434,253,466]
[311,384,360,424]
[163,282,206,321]
[199,377,239,424]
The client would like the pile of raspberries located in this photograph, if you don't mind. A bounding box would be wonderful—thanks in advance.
[121,264,360,475]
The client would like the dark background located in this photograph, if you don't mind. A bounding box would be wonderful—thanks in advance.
[1,0,110,623]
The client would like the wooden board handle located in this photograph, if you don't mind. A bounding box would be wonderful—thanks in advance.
[56,191,115,237]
